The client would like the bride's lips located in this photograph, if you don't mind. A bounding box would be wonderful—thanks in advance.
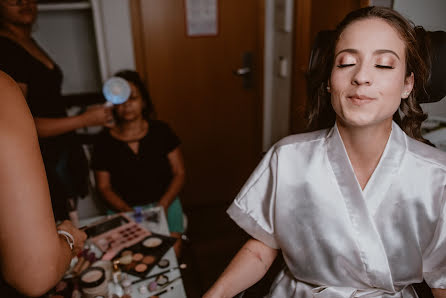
[347,94,375,105]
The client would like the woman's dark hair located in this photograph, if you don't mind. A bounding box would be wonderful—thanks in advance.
[114,70,156,120]
[306,6,432,145]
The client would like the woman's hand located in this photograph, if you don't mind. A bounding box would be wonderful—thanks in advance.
[82,104,114,127]
[57,220,87,257]
[118,204,133,213]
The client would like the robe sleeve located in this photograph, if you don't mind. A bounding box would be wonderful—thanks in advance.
[227,147,279,249]
[423,187,446,289]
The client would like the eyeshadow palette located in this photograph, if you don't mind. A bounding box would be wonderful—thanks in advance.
[86,214,152,261]
[113,233,177,278]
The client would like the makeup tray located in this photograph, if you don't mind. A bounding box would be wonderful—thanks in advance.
[113,233,177,278]
[84,214,152,261]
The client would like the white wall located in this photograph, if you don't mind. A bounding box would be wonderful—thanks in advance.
[263,0,295,152]
[33,0,136,95]
[91,0,135,81]
[34,8,102,95]
[393,0,446,117]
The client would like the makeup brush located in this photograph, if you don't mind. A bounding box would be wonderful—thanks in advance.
[132,263,187,285]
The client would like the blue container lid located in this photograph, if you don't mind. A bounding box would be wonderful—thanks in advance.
[102,77,131,105]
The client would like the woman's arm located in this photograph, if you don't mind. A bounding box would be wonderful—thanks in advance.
[204,239,278,298]
[17,83,113,138]
[432,289,446,298]
[95,171,133,212]
[34,105,113,138]
[158,148,186,214]
[0,72,86,296]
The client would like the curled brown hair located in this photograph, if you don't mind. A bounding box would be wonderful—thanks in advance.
[306,6,432,145]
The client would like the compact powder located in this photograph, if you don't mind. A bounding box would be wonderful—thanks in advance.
[81,268,104,284]
[157,259,169,268]
[142,237,162,248]
[135,263,147,273]
[119,254,133,265]
[142,255,156,265]
[121,250,133,257]
[133,253,144,262]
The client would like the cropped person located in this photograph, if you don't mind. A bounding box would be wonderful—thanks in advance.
[0,0,113,221]
[92,70,186,256]
[205,7,446,298]
[0,71,86,297]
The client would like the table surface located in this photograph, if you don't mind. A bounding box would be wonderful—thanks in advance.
[79,207,187,298]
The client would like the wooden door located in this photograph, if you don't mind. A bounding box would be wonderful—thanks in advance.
[130,0,264,206]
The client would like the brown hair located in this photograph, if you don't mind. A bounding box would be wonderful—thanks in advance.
[306,6,432,145]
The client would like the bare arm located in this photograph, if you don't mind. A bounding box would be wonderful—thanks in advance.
[432,289,446,298]
[0,72,86,296]
[95,171,133,212]
[204,239,278,298]
[34,105,113,138]
[17,82,113,138]
[158,148,186,213]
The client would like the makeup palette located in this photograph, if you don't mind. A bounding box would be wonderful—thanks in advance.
[113,233,177,278]
[84,214,152,261]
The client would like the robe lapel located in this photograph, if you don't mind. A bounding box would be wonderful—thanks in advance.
[362,122,406,216]
[327,123,400,292]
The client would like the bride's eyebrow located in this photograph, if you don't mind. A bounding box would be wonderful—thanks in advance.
[334,48,358,59]
[374,49,400,60]
[334,48,400,60]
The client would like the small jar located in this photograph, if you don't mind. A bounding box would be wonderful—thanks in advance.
[79,267,108,298]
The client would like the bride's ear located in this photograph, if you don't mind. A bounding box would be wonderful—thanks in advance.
[401,72,414,99]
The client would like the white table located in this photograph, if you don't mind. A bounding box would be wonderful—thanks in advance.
[79,207,187,298]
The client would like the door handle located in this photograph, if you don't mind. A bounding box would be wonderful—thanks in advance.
[234,67,251,76]
[233,52,253,89]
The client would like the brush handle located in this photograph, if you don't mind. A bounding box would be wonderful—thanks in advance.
[132,266,180,285]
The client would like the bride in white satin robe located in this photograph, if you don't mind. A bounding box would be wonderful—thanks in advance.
[228,121,446,297]
[204,6,446,298]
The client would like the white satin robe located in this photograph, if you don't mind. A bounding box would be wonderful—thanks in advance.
[228,122,446,297]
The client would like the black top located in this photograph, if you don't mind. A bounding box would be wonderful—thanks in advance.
[0,36,69,154]
[0,36,88,220]
[92,120,181,206]
[0,36,66,117]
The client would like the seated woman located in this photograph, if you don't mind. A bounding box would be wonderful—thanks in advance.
[205,6,446,298]
[92,70,185,256]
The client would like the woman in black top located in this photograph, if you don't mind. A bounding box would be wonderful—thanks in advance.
[92,70,186,256]
[0,0,113,221]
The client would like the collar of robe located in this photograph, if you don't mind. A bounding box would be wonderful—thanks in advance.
[326,121,407,292]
